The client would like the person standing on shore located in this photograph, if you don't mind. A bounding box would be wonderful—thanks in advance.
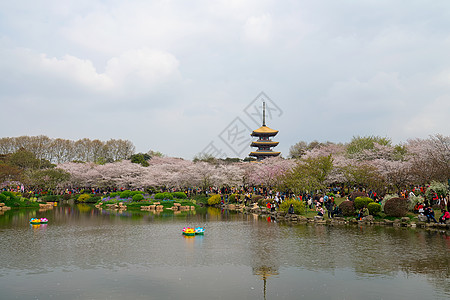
[325,198,333,219]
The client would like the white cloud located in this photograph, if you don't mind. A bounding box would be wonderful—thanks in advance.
[0,45,180,100]
[39,53,113,91]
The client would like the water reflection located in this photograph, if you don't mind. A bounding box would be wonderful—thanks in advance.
[0,205,448,299]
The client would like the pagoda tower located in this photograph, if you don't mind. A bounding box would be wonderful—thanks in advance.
[249,102,281,160]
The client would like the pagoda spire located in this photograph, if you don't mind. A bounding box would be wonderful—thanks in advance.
[262,101,266,126]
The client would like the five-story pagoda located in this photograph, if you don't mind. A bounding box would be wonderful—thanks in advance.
[249,102,281,160]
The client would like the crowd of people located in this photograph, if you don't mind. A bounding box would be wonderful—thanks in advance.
[414,202,450,224]
[2,183,450,223]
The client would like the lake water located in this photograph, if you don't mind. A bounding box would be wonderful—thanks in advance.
[0,204,449,300]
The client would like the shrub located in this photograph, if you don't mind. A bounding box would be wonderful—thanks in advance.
[77,194,91,203]
[164,192,173,200]
[426,181,448,198]
[349,191,368,201]
[120,190,133,198]
[110,192,120,198]
[132,194,144,201]
[381,194,397,210]
[154,192,174,200]
[1,191,17,201]
[354,197,374,210]
[384,197,409,217]
[63,194,72,200]
[279,199,305,215]
[207,194,221,205]
[368,202,382,215]
[339,200,355,216]
[42,195,60,202]
[172,192,187,199]
[0,193,7,202]
[2,195,39,208]
[229,194,237,203]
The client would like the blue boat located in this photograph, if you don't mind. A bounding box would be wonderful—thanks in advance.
[194,227,205,235]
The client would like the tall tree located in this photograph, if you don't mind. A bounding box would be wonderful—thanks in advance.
[281,154,333,194]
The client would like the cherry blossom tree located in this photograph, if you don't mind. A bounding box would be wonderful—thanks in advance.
[248,157,296,187]
[406,135,450,184]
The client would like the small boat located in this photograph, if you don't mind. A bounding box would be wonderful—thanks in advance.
[30,218,48,224]
[182,227,195,236]
[195,227,205,235]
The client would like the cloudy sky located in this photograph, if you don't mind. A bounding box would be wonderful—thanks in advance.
[1,0,449,159]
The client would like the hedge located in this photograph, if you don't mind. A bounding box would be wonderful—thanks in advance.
[279,199,305,215]
[354,197,374,210]
[368,202,382,215]
[384,197,409,217]
[207,194,221,205]
[339,200,355,216]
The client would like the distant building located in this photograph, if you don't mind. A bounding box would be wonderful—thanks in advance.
[249,102,281,160]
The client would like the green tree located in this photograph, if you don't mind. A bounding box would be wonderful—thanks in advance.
[27,168,71,191]
[339,163,385,193]
[281,154,334,194]
[8,148,42,169]
[0,161,22,183]
[147,149,164,157]
[289,141,308,159]
[130,153,151,167]
[346,135,391,158]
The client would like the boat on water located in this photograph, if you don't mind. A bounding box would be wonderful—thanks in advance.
[30,218,48,224]
[194,227,205,235]
[182,227,205,236]
[182,227,195,236]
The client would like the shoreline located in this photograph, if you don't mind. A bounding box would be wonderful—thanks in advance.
[221,203,450,230]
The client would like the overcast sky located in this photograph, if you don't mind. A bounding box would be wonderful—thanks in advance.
[1,0,449,159]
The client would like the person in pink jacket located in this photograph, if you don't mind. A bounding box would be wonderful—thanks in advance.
[439,210,450,224]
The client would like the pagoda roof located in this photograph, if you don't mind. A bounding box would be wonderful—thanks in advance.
[249,151,281,157]
[251,126,279,136]
[251,141,279,147]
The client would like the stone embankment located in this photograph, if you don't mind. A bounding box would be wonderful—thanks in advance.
[0,203,11,213]
[96,202,195,212]
[39,203,55,209]
[221,203,450,230]
[96,202,127,210]
[163,202,195,212]
[140,202,194,212]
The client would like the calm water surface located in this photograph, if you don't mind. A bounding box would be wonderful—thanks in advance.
[0,204,449,300]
